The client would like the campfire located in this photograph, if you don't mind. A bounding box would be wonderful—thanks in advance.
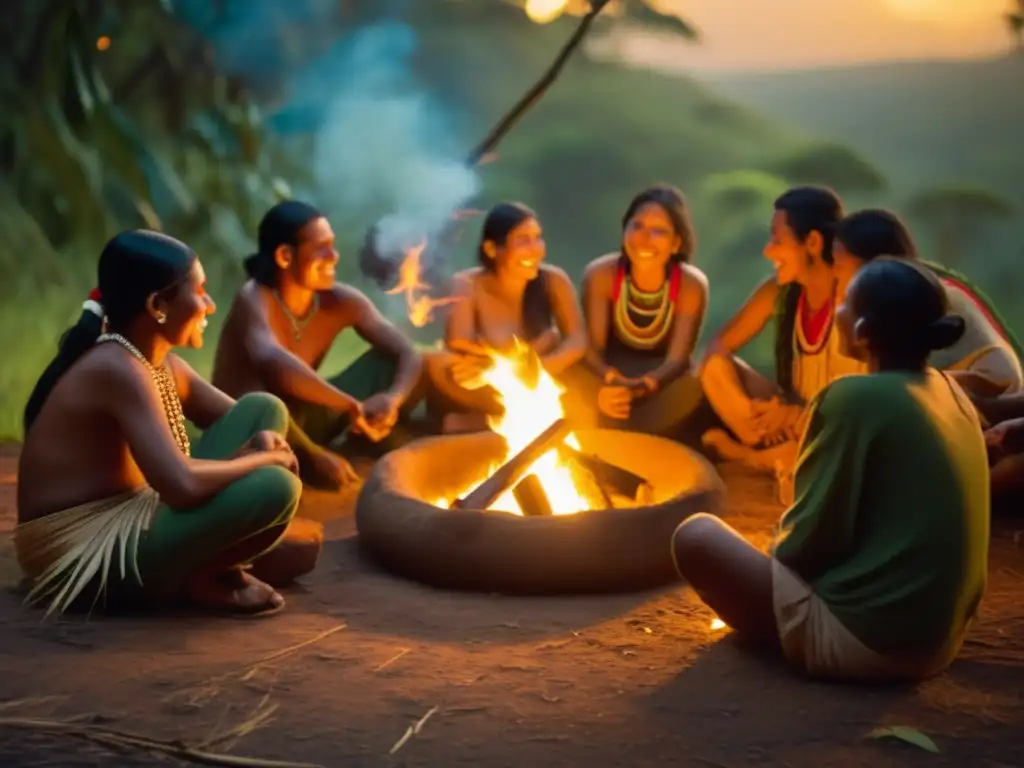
[383,240,651,518]
[445,346,608,516]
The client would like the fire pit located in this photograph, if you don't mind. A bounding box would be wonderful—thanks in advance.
[355,427,722,594]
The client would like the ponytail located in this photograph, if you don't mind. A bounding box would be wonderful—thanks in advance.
[23,293,105,434]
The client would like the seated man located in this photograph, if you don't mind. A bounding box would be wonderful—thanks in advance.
[831,208,1023,398]
[673,258,989,682]
[17,230,318,618]
[700,187,866,471]
[213,201,425,489]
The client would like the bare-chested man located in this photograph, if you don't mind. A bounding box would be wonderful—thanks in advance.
[212,201,425,490]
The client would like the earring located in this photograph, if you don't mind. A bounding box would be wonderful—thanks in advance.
[156,313,167,325]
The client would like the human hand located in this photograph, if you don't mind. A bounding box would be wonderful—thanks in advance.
[237,429,290,456]
[307,447,359,488]
[751,399,802,444]
[597,386,632,420]
[450,353,492,391]
[265,447,300,475]
[985,417,1024,454]
[361,392,402,437]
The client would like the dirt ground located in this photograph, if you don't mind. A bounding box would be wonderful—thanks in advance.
[1,443,1022,768]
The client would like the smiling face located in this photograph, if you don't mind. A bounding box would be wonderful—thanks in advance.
[762,210,811,286]
[155,259,217,350]
[486,216,546,281]
[276,216,339,291]
[622,202,681,272]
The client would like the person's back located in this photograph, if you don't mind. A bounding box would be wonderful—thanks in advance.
[19,345,148,523]
[673,256,989,683]
[777,370,989,657]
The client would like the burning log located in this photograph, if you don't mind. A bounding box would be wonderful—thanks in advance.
[451,418,570,511]
[512,474,553,517]
[557,444,652,504]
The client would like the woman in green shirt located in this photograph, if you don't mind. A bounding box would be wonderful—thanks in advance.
[672,258,990,681]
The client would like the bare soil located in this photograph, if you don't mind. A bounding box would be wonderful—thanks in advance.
[1,443,1022,768]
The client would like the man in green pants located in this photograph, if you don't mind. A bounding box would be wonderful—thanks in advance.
[212,201,427,490]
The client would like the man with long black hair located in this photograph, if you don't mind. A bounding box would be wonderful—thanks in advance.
[213,200,425,490]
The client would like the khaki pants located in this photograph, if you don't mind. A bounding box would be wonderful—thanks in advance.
[772,559,960,682]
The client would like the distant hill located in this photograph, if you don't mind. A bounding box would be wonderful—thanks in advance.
[697,56,1024,202]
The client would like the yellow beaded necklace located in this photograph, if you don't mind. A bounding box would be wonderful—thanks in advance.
[612,276,675,350]
[96,333,191,456]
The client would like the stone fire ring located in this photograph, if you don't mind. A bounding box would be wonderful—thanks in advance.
[355,429,725,595]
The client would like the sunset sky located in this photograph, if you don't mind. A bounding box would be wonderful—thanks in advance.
[604,0,1014,71]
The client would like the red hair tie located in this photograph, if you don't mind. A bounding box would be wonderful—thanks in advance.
[88,288,102,302]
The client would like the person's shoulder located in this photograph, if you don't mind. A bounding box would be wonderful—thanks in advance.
[321,282,373,311]
[581,253,619,285]
[233,279,269,317]
[816,372,912,414]
[451,267,483,290]
[75,343,151,396]
[678,262,708,289]
[539,263,574,289]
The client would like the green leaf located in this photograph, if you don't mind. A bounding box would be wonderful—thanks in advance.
[621,0,700,40]
[866,726,940,754]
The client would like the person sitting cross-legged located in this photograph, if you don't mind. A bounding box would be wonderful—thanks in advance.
[16,231,319,619]
[673,258,989,682]
[212,200,427,490]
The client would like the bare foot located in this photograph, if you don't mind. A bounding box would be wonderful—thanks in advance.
[702,428,755,462]
[184,568,285,616]
[702,429,797,473]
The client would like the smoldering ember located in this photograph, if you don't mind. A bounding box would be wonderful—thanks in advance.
[2,1,1023,768]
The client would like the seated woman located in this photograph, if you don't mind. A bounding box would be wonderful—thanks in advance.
[700,187,865,471]
[673,258,989,682]
[430,202,586,424]
[570,184,708,439]
[831,208,1023,398]
[15,231,320,618]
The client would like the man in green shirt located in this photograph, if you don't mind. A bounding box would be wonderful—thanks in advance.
[672,258,990,681]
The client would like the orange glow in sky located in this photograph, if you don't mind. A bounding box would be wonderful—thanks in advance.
[605,0,1012,71]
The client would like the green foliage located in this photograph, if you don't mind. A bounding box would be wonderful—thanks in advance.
[0,0,891,439]
[768,143,887,194]
[866,726,940,754]
[906,184,1014,266]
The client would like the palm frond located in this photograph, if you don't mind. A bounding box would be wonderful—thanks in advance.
[16,490,160,618]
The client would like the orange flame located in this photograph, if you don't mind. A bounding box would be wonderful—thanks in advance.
[385,240,460,328]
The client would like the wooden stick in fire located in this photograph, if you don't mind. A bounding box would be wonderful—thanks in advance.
[451,418,571,511]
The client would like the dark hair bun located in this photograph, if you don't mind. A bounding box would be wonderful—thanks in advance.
[924,314,965,351]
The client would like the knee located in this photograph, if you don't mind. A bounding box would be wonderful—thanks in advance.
[249,465,303,529]
[671,513,728,577]
[236,392,291,435]
[699,354,730,390]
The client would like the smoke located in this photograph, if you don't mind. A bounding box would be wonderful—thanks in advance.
[301,19,480,261]
[190,1,481,284]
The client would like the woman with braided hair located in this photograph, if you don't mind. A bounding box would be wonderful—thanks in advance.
[567,184,709,439]
[16,230,320,618]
